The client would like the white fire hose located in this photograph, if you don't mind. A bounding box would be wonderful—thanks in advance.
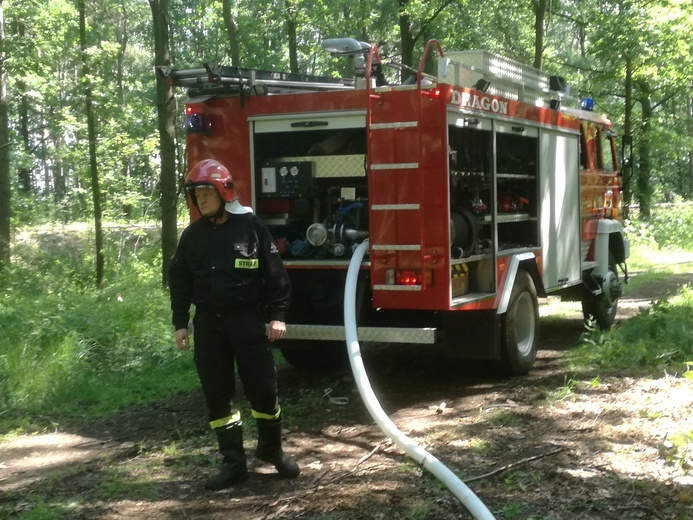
[344,239,495,519]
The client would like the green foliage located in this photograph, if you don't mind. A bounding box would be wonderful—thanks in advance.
[660,430,693,470]
[9,494,68,520]
[625,202,693,251]
[545,376,578,403]
[566,210,693,376]
[0,225,196,430]
[568,285,693,376]
[5,0,692,231]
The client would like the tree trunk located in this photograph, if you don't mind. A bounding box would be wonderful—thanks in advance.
[637,80,652,220]
[18,87,31,191]
[533,0,547,70]
[397,0,454,79]
[622,57,633,219]
[79,0,104,289]
[222,0,240,66]
[286,0,298,73]
[149,0,179,287]
[0,0,10,271]
[116,0,128,106]
[688,94,693,196]
[16,20,31,192]
[398,0,415,77]
[117,0,133,219]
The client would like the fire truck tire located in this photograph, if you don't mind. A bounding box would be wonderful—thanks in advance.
[278,340,348,370]
[581,252,619,330]
[501,269,539,376]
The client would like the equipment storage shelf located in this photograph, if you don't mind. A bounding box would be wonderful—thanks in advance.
[450,254,492,265]
[495,123,539,251]
[448,113,540,298]
[479,213,536,223]
[497,173,535,180]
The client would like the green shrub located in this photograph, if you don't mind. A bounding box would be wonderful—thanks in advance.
[625,201,693,250]
[0,224,196,428]
[568,286,693,376]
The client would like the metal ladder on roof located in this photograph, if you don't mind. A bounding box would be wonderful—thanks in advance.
[157,63,353,97]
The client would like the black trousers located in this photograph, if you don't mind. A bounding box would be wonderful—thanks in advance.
[192,310,279,424]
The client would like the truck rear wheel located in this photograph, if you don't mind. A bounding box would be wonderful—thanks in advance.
[581,252,620,330]
[501,269,539,376]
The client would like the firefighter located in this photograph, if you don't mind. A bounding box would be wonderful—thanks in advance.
[169,158,299,490]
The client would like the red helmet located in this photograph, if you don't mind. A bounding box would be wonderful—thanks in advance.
[185,159,238,202]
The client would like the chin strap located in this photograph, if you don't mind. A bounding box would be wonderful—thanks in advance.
[204,203,227,224]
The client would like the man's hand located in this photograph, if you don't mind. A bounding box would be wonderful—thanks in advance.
[265,320,286,342]
[175,328,190,350]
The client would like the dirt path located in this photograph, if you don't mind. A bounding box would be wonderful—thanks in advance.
[2,274,693,519]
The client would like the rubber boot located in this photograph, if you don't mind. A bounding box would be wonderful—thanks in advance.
[205,422,249,490]
[255,417,300,478]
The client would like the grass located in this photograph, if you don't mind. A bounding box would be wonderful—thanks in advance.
[564,253,693,378]
[568,289,693,376]
[0,223,198,435]
[625,244,693,295]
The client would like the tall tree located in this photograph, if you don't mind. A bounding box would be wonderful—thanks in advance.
[149,0,178,286]
[15,16,31,193]
[0,0,9,271]
[78,0,104,288]
[222,0,240,65]
[622,56,634,218]
[397,0,455,78]
[532,0,549,69]
[286,0,299,73]
[689,94,693,195]
[636,79,652,218]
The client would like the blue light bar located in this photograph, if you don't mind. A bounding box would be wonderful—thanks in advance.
[580,98,594,111]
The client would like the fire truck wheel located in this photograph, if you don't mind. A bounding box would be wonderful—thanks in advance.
[581,253,619,330]
[501,269,539,376]
[278,340,349,370]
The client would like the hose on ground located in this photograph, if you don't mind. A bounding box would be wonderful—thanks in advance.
[343,239,495,519]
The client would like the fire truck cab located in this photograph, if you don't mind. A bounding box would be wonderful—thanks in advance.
[165,38,629,375]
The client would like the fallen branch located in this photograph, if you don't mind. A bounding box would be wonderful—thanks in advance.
[353,442,384,473]
[261,442,385,519]
[465,446,564,483]
[326,442,384,484]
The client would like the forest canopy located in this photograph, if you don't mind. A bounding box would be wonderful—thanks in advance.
[0,0,691,260]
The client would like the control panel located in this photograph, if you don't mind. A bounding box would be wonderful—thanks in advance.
[259,161,313,198]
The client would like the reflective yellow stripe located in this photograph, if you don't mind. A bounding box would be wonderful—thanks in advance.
[209,411,241,430]
[251,406,281,421]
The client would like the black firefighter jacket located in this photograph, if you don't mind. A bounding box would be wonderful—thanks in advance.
[169,212,291,331]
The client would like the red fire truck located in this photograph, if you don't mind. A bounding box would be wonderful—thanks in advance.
[163,38,629,375]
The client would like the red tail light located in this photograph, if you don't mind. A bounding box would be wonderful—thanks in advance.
[421,88,443,99]
[393,269,433,286]
[398,270,419,285]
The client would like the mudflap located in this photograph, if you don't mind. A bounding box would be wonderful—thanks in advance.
[440,309,502,360]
